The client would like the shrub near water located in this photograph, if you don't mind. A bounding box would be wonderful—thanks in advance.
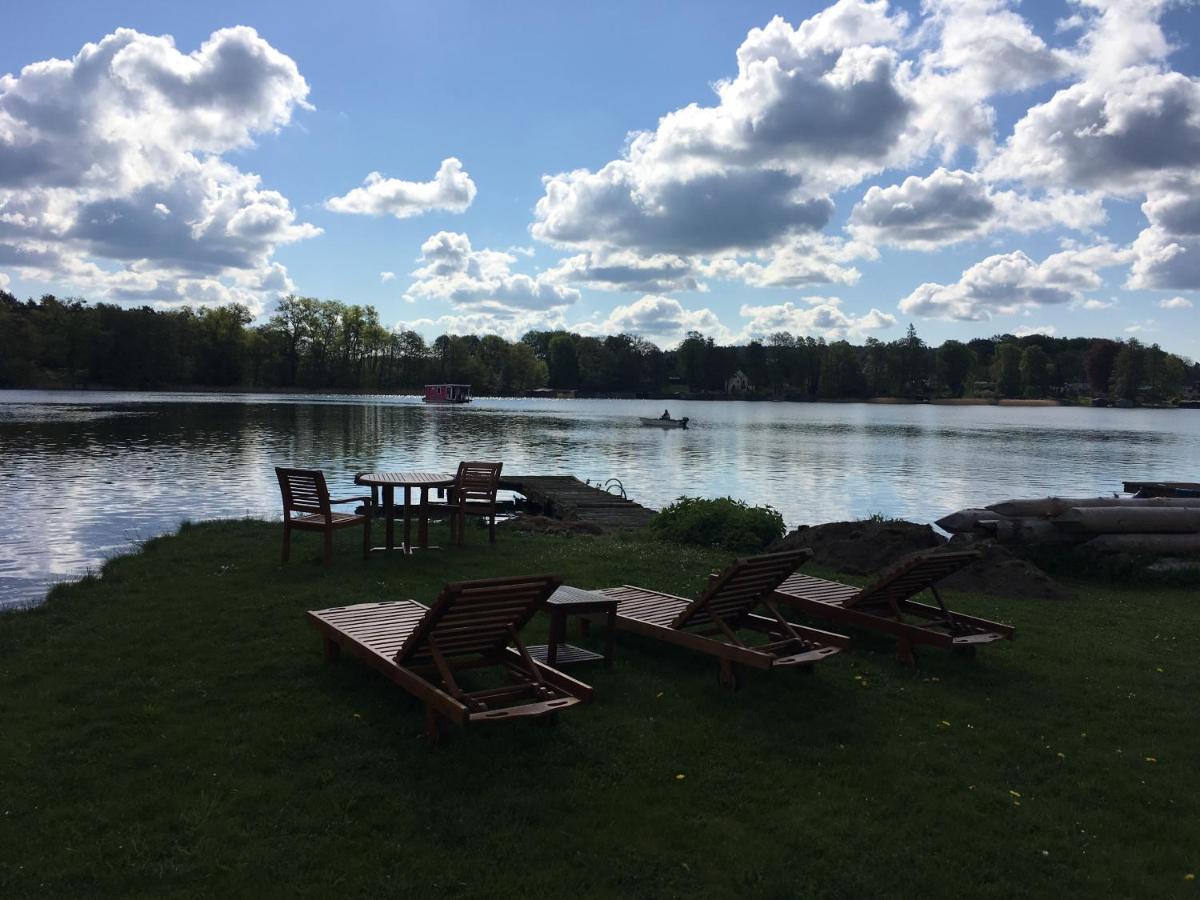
[649,496,786,552]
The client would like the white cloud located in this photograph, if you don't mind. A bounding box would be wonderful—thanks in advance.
[0,27,316,313]
[1129,187,1200,290]
[544,250,704,293]
[398,309,568,342]
[898,244,1131,321]
[380,271,396,283]
[325,158,476,219]
[986,66,1200,195]
[849,169,1107,248]
[1124,319,1157,334]
[700,234,873,288]
[738,297,896,341]
[1073,297,1117,310]
[907,0,1071,157]
[581,294,732,346]
[1158,296,1194,309]
[1013,324,1057,337]
[531,3,918,261]
[0,271,9,290]
[404,231,579,312]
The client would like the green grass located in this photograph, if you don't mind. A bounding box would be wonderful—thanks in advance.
[1,520,1198,898]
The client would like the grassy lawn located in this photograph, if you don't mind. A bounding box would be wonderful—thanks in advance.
[2,520,1198,898]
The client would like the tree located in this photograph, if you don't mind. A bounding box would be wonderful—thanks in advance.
[817,341,865,398]
[992,343,1022,397]
[1083,339,1119,396]
[547,334,579,388]
[1110,339,1145,402]
[1019,345,1052,398]
[936,340,975,397]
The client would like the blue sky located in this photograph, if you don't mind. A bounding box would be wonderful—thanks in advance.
[2,1,1199,354]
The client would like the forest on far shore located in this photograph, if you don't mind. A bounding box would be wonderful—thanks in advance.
[2,292,1197,403]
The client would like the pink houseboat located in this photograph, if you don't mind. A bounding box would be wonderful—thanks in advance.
[423,383,472,404]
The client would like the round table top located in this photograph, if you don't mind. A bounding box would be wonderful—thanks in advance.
[356,471,455,487]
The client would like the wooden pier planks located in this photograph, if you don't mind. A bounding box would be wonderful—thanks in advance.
[498,475,655,531]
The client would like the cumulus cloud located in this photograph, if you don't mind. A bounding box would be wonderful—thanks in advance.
[0,27,316,313]
[398,309,568,342]
[986,67,1200,195]
[380,271,396,283]
[738,297,896,341]
[700,235,873,288]
[0,271,9,290]
[1128,187,1200,290]
[849,169,1105,248]
[580,294,732,346]
[898,244,1131,321]
[532,2,917,264]
[404,231,579,312]
[1158,296,1194,309]
[325,158,476,218]
[908,0,1071,156]
[1012,324,1057,337]
[544,250,704,293]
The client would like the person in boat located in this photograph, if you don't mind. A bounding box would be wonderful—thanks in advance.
[660,409,671,420]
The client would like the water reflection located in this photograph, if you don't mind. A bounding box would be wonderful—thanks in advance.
[2,390,1198,608]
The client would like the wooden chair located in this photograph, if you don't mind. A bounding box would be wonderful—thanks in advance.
[423,461,503,546]
[276,467,372,568]
[772,549,1014,666]
[307,574,592,742]
[596,549,848,690]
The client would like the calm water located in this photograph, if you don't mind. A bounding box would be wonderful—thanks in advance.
[2,390,1198,609]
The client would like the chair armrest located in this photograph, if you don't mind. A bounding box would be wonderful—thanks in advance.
[330,495,373,506]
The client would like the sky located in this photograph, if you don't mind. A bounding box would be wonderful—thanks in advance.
[1,0,1199,355]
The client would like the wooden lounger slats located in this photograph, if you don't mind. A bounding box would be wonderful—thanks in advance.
[308,574,592,741]
[773,550,1014,665]
[598,549,847,689]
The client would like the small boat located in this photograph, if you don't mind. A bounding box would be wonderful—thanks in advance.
[639,416,689,429]
[424,383,472,404]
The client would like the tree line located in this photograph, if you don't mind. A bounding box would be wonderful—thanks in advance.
[1,291,1195,402]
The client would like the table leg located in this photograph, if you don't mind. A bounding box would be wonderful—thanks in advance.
[547,609,564,667]
[383,485,395,551]
[403,485,412,554]
[418,486,430,548]
[604,606,616,667]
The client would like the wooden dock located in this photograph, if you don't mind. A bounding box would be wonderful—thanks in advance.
[499,475,655,531]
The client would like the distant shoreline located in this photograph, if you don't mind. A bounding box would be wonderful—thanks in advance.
[3,385,1195,409]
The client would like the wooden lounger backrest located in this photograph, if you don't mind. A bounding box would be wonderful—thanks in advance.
[276,467,330,517]
[395,573,561,665]
[671,548,812,630]
[849,549,981,609]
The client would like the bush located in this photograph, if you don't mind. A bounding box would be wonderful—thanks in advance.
[648,496,785,553]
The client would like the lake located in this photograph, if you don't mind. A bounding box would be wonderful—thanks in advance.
[2,389,1198,609]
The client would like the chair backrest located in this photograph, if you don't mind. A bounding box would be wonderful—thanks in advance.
[849,549,981,610]
[276,467,331,517]
[671,548,812,630]
[454,461,503,505]
[395,573,561,665]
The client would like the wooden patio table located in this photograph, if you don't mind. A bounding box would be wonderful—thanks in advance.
[527,585,618,667]
[355,471,455,554]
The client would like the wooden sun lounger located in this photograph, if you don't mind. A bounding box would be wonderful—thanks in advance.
[307,574,592,742]
[772,549,1014,665]
[597,549,848,690]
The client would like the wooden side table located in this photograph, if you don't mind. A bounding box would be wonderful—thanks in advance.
[527,585,618,667]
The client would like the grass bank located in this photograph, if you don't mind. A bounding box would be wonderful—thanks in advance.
[2,521,1198,897]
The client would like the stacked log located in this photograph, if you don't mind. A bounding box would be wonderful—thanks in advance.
[936,496,1200,557]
